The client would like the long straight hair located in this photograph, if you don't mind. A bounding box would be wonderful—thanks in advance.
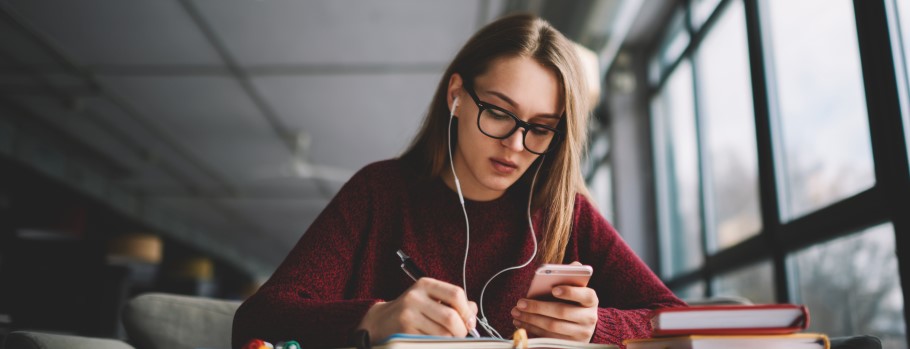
[400,13,592,264]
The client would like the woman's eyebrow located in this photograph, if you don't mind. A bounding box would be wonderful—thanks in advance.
[485,89,562,120]
[531,114,561,121]
[485,89,519,108]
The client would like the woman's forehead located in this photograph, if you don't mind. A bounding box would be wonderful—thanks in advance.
[473,56,564,116]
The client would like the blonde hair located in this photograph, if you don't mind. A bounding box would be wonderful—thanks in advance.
[400,13,592,264]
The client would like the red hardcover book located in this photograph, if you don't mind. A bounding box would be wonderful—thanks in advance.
[626,333,829,349]
[650,304,810,336]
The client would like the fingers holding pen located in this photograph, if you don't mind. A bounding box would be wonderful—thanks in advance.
[416,278,478,332]
[391,278,476,337]
[359,277,477,341]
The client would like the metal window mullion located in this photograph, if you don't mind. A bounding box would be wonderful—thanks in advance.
[852,0,910,342]
[742,0,789,303]
[652,0,734,95]
[686,13,717,299]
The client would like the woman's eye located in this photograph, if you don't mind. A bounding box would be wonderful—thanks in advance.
[530,128,550,136]
[489,110,511,120]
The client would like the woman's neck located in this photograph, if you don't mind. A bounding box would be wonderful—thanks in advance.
[440,166,505,202]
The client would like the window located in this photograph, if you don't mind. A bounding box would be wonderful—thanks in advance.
[788,224,907,349]
[689,0,722,30]
[652,59,703,278]
[586,132,614,222]
[762,0,875,221]
[712,260,775,304]
[891,0,910,167]
[650,9,689,86]
[673,282,706,301]
[645,0,909,342]
[695,0,762,251]
[589,162,614,222]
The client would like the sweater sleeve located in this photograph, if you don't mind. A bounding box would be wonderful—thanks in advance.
[231,165,382,349]
[571,196,687,346]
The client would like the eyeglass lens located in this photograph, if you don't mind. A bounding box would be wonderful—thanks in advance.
[478,108,555,154]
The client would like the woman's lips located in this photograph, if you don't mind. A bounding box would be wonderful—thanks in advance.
[491,158,518,174]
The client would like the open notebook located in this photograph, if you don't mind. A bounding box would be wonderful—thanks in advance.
[345,333,619,349]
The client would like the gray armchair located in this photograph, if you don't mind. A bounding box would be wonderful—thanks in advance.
[2,293,241,349]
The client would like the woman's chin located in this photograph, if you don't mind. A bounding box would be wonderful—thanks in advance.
[481,177,518,194]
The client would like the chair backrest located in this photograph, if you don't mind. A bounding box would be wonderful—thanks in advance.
[830,335,883,349]
[122,293,241,349]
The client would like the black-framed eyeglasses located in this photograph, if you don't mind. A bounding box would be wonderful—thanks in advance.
[462,80,562,155]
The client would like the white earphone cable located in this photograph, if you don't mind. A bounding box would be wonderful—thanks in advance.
[447,97,471,296]
[447,95,545,339]
[475,156,544,339]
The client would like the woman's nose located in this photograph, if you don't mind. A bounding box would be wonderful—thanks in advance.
[501,129,525,152]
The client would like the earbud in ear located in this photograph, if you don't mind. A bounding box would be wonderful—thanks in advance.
[451,96,460,117]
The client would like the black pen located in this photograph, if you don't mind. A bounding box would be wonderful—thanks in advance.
[396,249,482,338]
[396,250,425,281]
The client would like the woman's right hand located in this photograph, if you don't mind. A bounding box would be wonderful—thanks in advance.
[357,277,478,342]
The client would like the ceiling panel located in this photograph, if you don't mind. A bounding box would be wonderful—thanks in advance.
[96,76,267,134]
[252,73,439,170]
[78,97,228,194]
[192,0,480,65]
[7,95,191,193]
[149,196,327,266]
[218,197,329,247]
[95,76,295,187]
[4,0,221,65]
[0,71,36,87]
[0,15,61,68]
[230,176,324,200]
[149,197,235,231]
[145,197,278,258]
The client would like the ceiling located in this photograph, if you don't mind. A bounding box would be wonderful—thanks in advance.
[0,0,665,279]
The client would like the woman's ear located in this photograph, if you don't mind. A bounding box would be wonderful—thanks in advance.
[447,73,464,116]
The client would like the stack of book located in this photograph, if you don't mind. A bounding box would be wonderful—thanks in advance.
[624,304,830,349]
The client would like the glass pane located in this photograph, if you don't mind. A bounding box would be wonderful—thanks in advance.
[788,224,907,349]
[712,260,775,304]
[661,16,689,69]
[892,0,910,169]
[690,0,722,30]
[652,9,690,86]
[652,60,703,278]
[589,161,614,223]
[763,0,875,220]
[674,282,707,302]
[695,0,762,251]
[649,56,662,87]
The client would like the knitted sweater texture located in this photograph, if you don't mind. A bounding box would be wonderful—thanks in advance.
[232,159,685,348]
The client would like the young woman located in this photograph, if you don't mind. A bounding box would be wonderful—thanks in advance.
[232,13,685,349]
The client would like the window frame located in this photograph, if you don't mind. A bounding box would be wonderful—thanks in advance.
[644,0,910,343]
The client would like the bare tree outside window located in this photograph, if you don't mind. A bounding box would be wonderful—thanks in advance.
[763,0,876,221]
[695,0,762,251]
[652,60,703,279]
[712,260,775,304]
[789,224,907,349]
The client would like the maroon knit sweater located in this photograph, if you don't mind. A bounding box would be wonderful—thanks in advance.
[232,159,685,349]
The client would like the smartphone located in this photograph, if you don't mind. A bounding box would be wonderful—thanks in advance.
[526,264,593,301]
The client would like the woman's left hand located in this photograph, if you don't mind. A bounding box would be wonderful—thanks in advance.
[510,285,599,342]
